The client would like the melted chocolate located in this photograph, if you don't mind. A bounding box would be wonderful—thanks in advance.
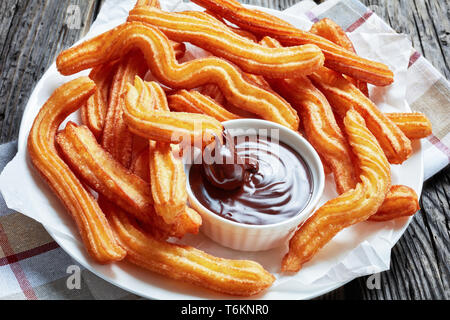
[189,134,313,225]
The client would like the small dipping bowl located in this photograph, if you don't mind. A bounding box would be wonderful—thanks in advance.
[185,119,325,251]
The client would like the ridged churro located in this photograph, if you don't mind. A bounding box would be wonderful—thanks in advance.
[261,36,356,193]
[105,203,275,296]
[369,185,419,221]
[123,80,224,147]
[282,110,391,272]
[270,76,357,194]
[149,141,188,224]
[80,62,117,139]
[57,122,155,224]
[130,77,190,225]
[309,18,369,97]
[102,51,147,168]
[28,77,126,263]
[385,112,432,140]
[56,22,299,130]
[168,90,240,122]
[128,6,324,78]
[192,0,394,86]
[132,0,187,59]
[309,67,412,164]
[57,122,200,238]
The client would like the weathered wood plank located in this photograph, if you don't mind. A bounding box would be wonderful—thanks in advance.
[0,0,100,144]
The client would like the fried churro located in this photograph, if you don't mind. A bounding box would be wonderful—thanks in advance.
[130,77,191,224]
[123,80,223,147]
[370,185,419,221]
[192,0,393,86]
[56,22,299,130]
[80,62,117,139]
[270,76,357,194]
[102,51,147,168]
[105,202,275,296]
[282,110,391,272]
[57,122,200,238]
[28,77,126,263]
[309,67,412,164]
[128,6,324,78]
[57,122,155,224]
[385,112,432,140]
[168,90,240,122]
[261,36,356,193]
[310,18,369,97]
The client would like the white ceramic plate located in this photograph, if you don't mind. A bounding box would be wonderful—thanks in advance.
[1,3,423,300]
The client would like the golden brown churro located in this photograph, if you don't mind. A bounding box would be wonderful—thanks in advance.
[56,122,200,238]
[128,6,324,78]
[102,52,147,168]
[385,112,432,140]
[105,202,275,296]
[168,90,240,122]
[123,80,224,147]
[130,77,191,225]
[270,76,357,194]
[56,22,299,130]
[28,77,126,263]
[309,67,412,164]
[369,185,420,221]
[309,18,369,97]
[80,62,117,139]
[192,0,394,86]
[282,110,391,272]
[261,36,356,193]
[57,122,155,224]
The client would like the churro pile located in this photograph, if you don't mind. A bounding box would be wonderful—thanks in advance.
[27,0,431,296]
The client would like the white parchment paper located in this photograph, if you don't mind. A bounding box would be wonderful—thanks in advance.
[0,0,424,299]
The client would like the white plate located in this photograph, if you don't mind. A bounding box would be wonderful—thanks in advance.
[0,3,423,300]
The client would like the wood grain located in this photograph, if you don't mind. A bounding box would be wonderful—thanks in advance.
[0,0,100,143]
[0,0,448,300]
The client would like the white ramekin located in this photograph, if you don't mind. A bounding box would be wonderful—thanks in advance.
[185,119,325,252]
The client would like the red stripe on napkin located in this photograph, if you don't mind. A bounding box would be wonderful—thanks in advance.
[0,224,38,300]
[346,11,373,32]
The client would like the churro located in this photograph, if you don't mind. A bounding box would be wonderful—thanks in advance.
[309,67,412,164]
[105,202,275,296]
[57,122,200,238]
[192,0,394,86]
[385,112,432,140]
[80,62,117,139]
[102,51,147,168]
[261,36,356,193]
[28,77,126,263]
[57,122,155,224]
[130,77,190,224]
[56,22,299,130]
[128,6,324,78]
[310,18,369,97]
[369,185,419,221]
[123,80,224,147]
[282,110,391,272]
[270,76,357,194]
[168,90,240,122]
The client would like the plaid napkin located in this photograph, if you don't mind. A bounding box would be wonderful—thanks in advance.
[0,0,448,300]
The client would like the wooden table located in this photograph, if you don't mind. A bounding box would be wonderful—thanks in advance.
[0,0,448,299]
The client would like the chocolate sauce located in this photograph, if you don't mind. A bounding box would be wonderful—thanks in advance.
[202,131,258,190]
[189,134,313,225]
